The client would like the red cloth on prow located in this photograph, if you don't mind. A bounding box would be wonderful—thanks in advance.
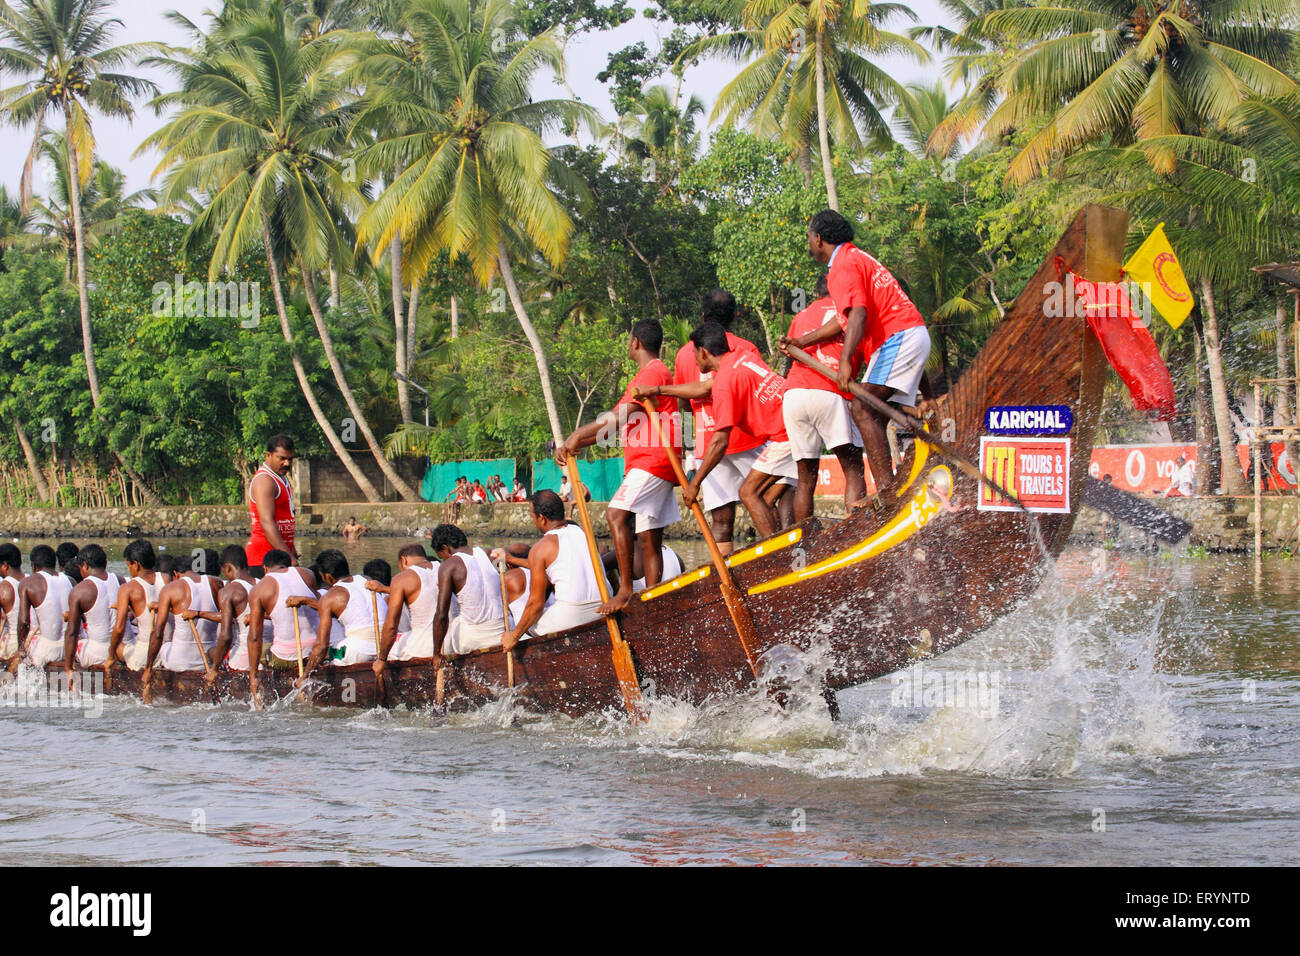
[1071,271,1177,421]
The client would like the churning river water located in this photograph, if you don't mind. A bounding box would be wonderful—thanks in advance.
[2,536,1297,865]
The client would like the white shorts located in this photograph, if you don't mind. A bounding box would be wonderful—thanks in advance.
[863,326,931,407]
[753,440,798,481]
[782,387,862,460]
[700,446,762,512]
[608,468,681,533]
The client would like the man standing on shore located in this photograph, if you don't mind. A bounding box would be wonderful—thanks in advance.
[247,434,298,574]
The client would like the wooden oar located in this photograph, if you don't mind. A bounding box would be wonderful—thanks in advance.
[640,399,760,679]
[563,458,646,722]
[783,343,1024,507]
[497,555,514,689]
[370,590,387,707]
[185,616,219,704]
[291,605,305,680]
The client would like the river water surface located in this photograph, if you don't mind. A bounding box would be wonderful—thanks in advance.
[2,537,1296,865]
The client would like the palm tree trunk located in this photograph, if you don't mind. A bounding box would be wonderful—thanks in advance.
[1199,278,1246,495]
[1276,297,1299,491]
[13,418,51,502]
[797,131,813,184]
[328,262,340,306]
[498,244,564,447]
[449,293,459,340]
[63,118,100,404]
[814,30,840,212]
[1192,323,1219,494]
[391,238,411,424]
[299,269,420,501]
[64,113,163,506]
[406,280,419,371]
[262,227,382,502]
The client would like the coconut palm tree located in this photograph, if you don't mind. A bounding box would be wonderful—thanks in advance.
[959,0,1300,185]
[27,135,154,280]
[0,0,163,502]
[355,0,598,447]
[623,82,706,179]
[685,0,928,209]
[143,2,421,502]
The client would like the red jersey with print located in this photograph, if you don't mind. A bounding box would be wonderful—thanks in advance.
[711,351,789,445]
[673,332,761,455]
[827,243,925,361]
[616,359,681,482]
[785,296,851,398]
[246,465,294,567]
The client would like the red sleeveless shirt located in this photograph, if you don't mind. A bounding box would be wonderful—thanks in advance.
[246,464,295,567]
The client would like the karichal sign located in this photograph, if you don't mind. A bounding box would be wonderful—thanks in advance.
[984,405,1073,435]
[978,437,1072,514]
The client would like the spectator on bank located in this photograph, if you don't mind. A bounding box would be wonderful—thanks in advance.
[511,479,528,502]
[1162,456,1195,498]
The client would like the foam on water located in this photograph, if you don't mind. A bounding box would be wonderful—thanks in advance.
[424,551,1202,780]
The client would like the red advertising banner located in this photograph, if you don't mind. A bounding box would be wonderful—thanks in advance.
[977,437,1072,513]
[809,442,1295,497]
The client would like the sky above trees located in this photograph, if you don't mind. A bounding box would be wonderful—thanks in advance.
[0,0,952,195]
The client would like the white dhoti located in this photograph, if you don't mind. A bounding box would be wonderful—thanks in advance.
[332,624,378,665]
[120,638,151,671]
[28,636,65,668]
[532,599,602,636]
[390,625,435,661]
[75,638,111,667]
[444,617,508,655]
[1,628,16,658]
[157,641,207,672]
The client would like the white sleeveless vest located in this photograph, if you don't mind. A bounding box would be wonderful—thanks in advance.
[544,524,606,604]
[267,569,318,660]
[82,575,120,647]
[166,576,219,669]
[32,569,73,643]
[453,548,505,627]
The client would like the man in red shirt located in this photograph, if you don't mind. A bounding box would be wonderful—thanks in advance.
[246,434,298,576]
[789,210,933,500]
[646,290,767,555]
[664,323,793,540]
[778,275,867,521]
[557,319,681,614]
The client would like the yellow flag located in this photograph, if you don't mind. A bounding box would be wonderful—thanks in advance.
[1123,222,1194,329]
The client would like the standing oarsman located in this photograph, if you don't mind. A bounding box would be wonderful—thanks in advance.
[16,545,74,669]
[795,210,934,500]
[143,550,221,689]
[657,290,763,555]
[557,319,681,614]
[430,523,507,660]
[0,543,24,661]
[371,544,443,678]
[244,550,318,701]
[779,273,868,521]
[297,549,384,681]
[62,545,121,673]
[107,539,167,672]
[676,323,795,540]
[200,545,259,682]
[493,491,610,651]
[247,434,298,574]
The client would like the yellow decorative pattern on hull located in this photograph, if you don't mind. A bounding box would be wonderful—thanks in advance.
[640,566,711,601]
[747,467,953,596]
[724,529,802,569]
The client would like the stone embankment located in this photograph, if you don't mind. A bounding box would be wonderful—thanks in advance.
[0,495,1293,551]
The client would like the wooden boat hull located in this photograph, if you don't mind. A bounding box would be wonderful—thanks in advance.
[39,204,1130,718]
